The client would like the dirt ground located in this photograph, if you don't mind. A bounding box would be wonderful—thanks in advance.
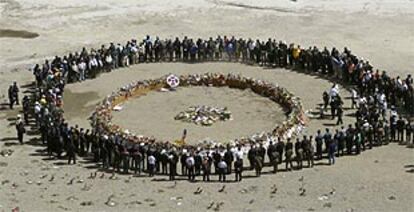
[0,0,413,211]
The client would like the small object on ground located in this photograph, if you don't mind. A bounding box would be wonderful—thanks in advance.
[271,185,278,194]
[105,195,117,207]
[388,195,396,200]
[109,173,118,180]
[66,196,78,201]
[194,187,203,194]
[213,202,224,211]
[207,201,215,209]
[67,178,75,185]
[0,149,14,157]
[218,185,226,192]
[323,202,332,208]
[80,201,93,206]
[318,194,329,201]
[113,104,123,111]
[300,188,306,196]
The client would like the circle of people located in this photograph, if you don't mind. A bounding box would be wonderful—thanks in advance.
[9,35,413,182]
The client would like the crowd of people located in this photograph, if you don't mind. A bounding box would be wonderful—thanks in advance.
[8,35,414,182]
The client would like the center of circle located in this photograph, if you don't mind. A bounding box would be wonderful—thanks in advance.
[174,105,232,126]
[111,86,285,143]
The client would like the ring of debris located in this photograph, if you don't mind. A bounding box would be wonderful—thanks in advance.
[90,73,306,148]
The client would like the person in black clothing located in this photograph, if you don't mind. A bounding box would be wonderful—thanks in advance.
[285,138,294,171]
[267,141,277,166]
[131,144,142,175]
[67,139,77,165]
[224,145,234,174]
[8,85,15,109]
[194,151,202,175]
[22,96,30,125]
[338,127,346,156]
[336,105,344,125]
[12,82,19,105]
[323,91,330,110]
[169,150,178,180]
[406,120,413,144]
[276,138,284,164]
[15,115,26,145]
[346,124,355,155]
[180,151,188,175]
[234,157,243,182]
[247,145,257,170]
[294,138,303,169]
[257,143,266,166]
[323,128,332,153]
[315,130,323,160]
[396,117,405,142]
[120,145,130,174]
[390,113,397,142]
[330,97,337,120]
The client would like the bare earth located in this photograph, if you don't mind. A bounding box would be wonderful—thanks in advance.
[0,0,413,211]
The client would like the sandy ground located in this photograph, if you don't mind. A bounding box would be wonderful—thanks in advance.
[1,0,414,211]
[111,85,286,143]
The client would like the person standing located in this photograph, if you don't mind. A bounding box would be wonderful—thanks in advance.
[12,82,19,105]
[186,153,195,182]
[397,117,405,142]
[67,138,77,165]
[276,138,284,163]
[22,96,30,125]
[285,138,294,171]
[323,128,332,153]
[168,149,178,181]
[234,157,243,182]
[224,145,234,174]
[8,85,15,109]
[315,130,323,160]
[390,107,398,142]
[328,138,336,165]
[202,155,211,182]
[15,115,25,145]
[148,154,156,177]
[218,159,227,182]
[406,120,413,145]
[336,105,344,125]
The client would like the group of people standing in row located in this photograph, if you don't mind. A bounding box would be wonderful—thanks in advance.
[7,35,413,182]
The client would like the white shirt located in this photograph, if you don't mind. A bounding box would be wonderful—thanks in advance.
[218,161,227,169]
[186,156,195,167]
[148,155,156,165]
[235,150,243,159]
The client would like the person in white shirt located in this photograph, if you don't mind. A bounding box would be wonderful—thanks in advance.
[186,153,195,181]
[148,154,156,177]
[351,88,358,109]
[218,159,227,182]
[78,60,87,81]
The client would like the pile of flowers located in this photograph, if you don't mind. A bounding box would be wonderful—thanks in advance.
[174,105,232,126]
